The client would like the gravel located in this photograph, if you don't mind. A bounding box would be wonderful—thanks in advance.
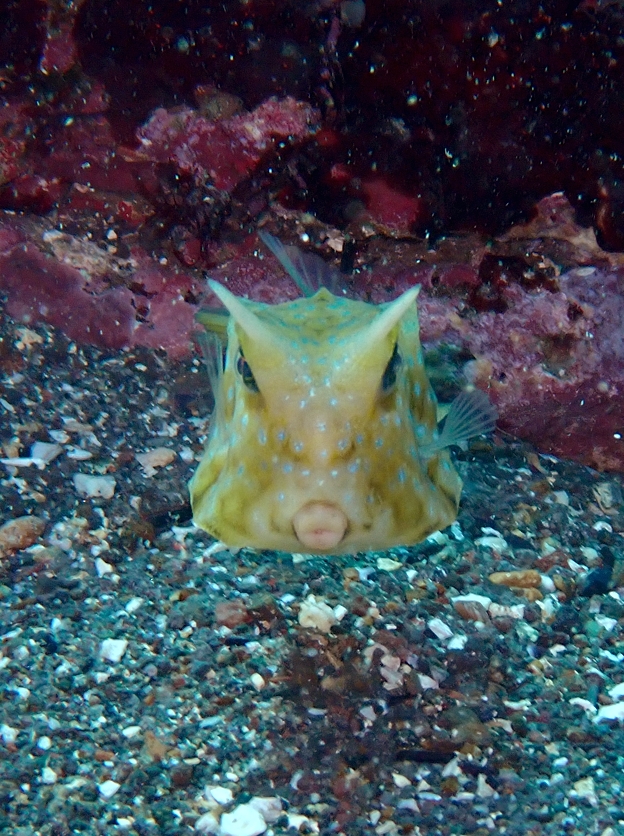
[1,317,624,836]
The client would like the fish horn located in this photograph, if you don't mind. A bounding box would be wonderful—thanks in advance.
[208,280,276,347]
[362,285,420,344]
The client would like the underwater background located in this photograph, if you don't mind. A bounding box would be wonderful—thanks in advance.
[1,1,624,834]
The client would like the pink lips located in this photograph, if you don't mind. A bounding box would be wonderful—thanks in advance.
[292,501,348,551]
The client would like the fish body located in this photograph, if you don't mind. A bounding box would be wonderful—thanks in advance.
[190,236,495,555]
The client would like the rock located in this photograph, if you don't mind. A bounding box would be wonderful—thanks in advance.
[0,515,45,556]
[220,803,267,836]
[99,638,129,663]
[73,473,116,499]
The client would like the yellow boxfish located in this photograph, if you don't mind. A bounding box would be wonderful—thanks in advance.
[189,232,496,555]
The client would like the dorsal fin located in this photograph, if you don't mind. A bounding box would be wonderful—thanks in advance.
[259,230,342,296]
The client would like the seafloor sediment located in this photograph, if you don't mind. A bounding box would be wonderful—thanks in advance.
[1,313,623,836]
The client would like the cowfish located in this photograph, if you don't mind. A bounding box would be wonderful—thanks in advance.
[189,232,497,555]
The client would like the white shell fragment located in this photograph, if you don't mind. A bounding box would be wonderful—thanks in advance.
[99,638,128,663]
[73,473,116,499]
[427,617,454,640]
[298,595,338,633]
[136,447,176,476]
[451,593,493,610]
[220,803,267,836]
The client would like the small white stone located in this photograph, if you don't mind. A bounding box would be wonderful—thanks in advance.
[452,593,492,609]
[207,786,234,805]
[489,602,525,620]
[125,597,144,614]
[73,473,116,499]
[250,673,265,691]
[417,674,438,690]
[67,448,93,460]
[99,638,128,663]
[377,557,403,571]
[594,702,624,724]
[442,757,462,777]
[121,725,142,739]
[595,614,617,632]
[475,534,508,553]
[392,773,411,788]
[220,803,267,836]
[609,682,624,701]
[298,595,337,633]
[248,797,282,823]
[0,725,18,744]
[569,697,597,714]
[195,812,220,833]
[477,773,496,798]
[36,736,52,750]
[570,776,597,806]
[98,779,121,798]
[41,766,57,784]
[30,441,63,464]
[95,557,114,577]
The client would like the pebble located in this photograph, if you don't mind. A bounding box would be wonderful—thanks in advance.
[30,441,63,464]
[125,597,144,614]
[220,803,267,836]
[392,773,411,788]
[99,638,129,663]
[73,473,116,499]
[41,766,57,784]
[122,725,142,739]
[0,725,18,744]
[207,786,234,805]
[593,702,624,724]
[489,569,542,588]
[95,557,114,577]
[195,812,220,833]
[248,798,282,823]
[377,556,403,571]
[98,779,121,798]
[250,672,266,691]
[609,682,624,700]
[0,515,46,556]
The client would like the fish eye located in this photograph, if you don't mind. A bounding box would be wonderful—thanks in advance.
[381,343,402,392]
[236,348,260,392]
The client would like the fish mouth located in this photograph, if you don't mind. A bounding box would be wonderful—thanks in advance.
[292,501,348,552]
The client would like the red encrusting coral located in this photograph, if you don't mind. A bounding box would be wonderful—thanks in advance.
[134,97,319,193]
[2,2,624,473]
